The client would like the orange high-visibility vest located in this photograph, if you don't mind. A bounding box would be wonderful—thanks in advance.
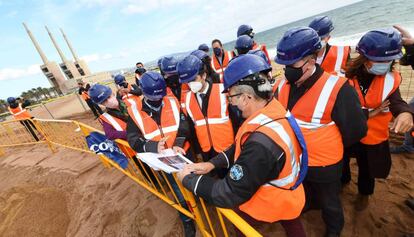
[126,95,181,148]
[349,71,401,145]
[99,112,127,131]
[235,98,305,223]
[276,72,346,167]
[252,42,271,64]
[211,50,233,81]
[81,91,90,100]
[166,84,190,111]
[319,45,350,76]
[184,83,234,153]
[8,104,32,120]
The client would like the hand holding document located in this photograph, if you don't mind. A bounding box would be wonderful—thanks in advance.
[136,148,193,173]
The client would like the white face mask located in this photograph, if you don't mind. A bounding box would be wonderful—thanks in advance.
[102,96,119,109]
[189,81,203,93]
[366,61,392,75]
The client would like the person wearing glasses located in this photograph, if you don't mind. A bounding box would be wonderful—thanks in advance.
[178,54,308,237]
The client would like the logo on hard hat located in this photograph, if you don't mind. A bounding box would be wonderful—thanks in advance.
[385,49,400,55]
[98,91,105,98]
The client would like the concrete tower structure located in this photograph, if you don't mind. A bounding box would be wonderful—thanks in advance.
[60,28,91,76]
[23,23,67,94]
[45,26,81,80]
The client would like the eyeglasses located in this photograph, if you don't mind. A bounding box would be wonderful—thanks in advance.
[227,93,243,101]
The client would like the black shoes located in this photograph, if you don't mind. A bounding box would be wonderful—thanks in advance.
[183,220,196,237]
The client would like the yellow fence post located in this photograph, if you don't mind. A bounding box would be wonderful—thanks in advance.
[0,118,263,237]
[31,119,56,153]
[183,188,210,237]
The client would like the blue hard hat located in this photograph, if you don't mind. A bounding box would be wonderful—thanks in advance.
[157,57,163,70]
[237,24,254,37]
[248,49,270,67]
[198,43,209,52]
[139,71,167,101]
[223,54,271,92]
[190,49,209,61]
[235,35,254,51]
[308,16,334,38]
[177,55,203,83]
[275,27,321,65]
[7,97,16,104]
[114,74,126,85]
[89,84,112,104]
[356,28,403,61]
[160,56,179,76]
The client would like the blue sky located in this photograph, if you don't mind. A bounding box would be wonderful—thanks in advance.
[0,0,361,100]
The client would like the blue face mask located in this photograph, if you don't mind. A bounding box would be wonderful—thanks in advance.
[213,47,222,57]
[366,61,392,75]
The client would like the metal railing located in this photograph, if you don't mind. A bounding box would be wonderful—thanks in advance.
[0,118,262,237]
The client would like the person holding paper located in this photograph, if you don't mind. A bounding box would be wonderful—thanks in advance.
[176,55,239,173]
[178,54,308,237]
[125,71,196,237]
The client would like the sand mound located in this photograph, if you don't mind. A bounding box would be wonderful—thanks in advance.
[0,186,70,237]
[0,112,412,236]
[0,144,182,237]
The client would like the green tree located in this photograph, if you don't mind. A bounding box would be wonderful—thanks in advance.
[30,88,40,101]
[0,99,7,113]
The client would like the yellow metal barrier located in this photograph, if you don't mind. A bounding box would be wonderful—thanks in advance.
[0,118,263,237]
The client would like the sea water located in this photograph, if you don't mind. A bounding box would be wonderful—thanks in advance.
[224,0,414,59]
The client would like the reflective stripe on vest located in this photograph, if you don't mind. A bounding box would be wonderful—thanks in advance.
[320,45,350,75]
[276,72,346,166]
[8,104,32,119]
[247,113,300,188]
[100,112,126,131]
[211,51,233,74]
[312,75,342,124]
[127,96,180,142]
[185,84,229,126]
[184,83,234,152]
[235,98,305,223]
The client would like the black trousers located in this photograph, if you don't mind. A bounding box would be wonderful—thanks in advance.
[303,161,344,234]
[20,119,39,141]
[85,99,103,117]
[342,141,391,195]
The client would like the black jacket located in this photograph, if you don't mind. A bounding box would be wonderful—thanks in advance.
[277,65,368,182]
[182,132,286,208]
[126,97,190,153]
[282,65,368,148]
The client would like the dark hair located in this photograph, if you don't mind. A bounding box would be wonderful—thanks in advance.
[211,39,222,47]
[136,62,143,66]
[345,55,396,79]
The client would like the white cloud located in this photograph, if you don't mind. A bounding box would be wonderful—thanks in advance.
[0,64,42,81]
